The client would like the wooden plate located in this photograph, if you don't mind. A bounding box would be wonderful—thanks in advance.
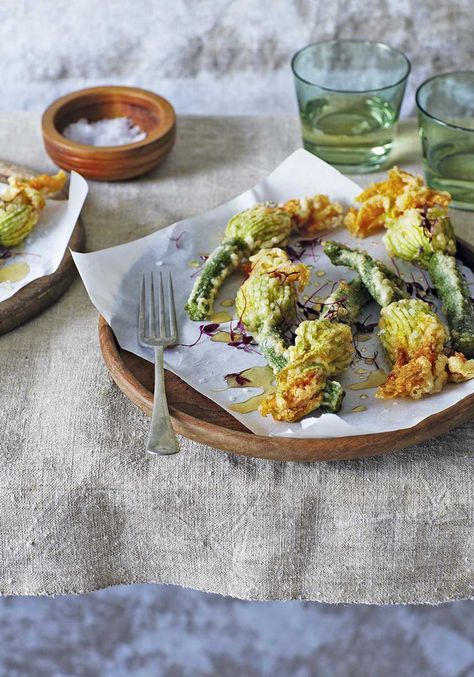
[0,160,85,335]
[99,237,474,462]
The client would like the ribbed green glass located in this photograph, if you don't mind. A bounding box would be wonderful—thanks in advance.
[416,71,474,211]
[292,40,410,173]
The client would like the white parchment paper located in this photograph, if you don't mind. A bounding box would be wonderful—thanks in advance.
[72,150,474,438]
[0,172,88,302]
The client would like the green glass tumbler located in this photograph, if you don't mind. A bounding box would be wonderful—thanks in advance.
[291,40,410,173]
[416,71,474,210]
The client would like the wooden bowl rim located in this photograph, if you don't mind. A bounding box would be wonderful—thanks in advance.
[42,85,176,155]
[43,132,175,163]
[98,316,474,462]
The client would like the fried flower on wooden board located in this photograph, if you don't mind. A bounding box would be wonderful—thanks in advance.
[344,167,451,238]
[0,171,66,247]
[259,319,353,421]
[376,299,474,400]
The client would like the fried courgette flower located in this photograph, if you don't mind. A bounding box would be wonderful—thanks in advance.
[377,299,474,399]
[185,195,343,321]
[344,195,390,239]
[324,240,408,307]
[0,171,66,247]
[319,276,371,325]
[383,203,474,358]
[384,206,456,266]
[235,249,344,414]
[259,319,353,421]
[344,167,451,238]
[235,248,310,373]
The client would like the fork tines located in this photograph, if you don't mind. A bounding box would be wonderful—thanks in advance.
[139,271,177,345]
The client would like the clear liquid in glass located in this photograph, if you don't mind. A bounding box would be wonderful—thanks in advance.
[300,95,397,172]
[422,118,474,210]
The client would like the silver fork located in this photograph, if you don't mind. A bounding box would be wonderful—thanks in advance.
[139,271,180,455]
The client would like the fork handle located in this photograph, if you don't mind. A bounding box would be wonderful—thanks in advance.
[146,346,180,455]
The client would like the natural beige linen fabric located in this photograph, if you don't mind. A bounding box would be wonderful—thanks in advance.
[0,114,472,604]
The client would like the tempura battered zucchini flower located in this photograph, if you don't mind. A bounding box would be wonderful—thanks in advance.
[286,319,354,373]
[344,195,390,239]
[234,248,310,374]
[186,204,294,321]
[186,194,344,322]
[356,167,450,213]
[0,171,66,248]
[234,249,346,412]
[384,206,456,266]
[259,319,353,421]
[381,200,474,358]
[224,204,292,250]
[235,248,310,332]
[377,299,474,399]
[379,299,447,362]
[344,167,451,239]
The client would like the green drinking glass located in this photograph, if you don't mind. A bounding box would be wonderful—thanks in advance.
[291,40,410,173]
[416,71,474,210]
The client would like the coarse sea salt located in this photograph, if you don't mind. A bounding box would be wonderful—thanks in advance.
[62,117,147,147]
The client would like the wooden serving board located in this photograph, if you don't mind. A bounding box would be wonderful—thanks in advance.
[99,236,474,462]
[0,160,85,335]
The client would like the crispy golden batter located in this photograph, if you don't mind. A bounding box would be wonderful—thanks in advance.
[0,171,67,248]
[346,167,451,239]
[356,167,422,203]
[283,194,343,234]
[259,366,324,422]
[247,248,310,290]
[10,171,66,195]
[394,184,451,215]
[377,346,449,400]
[235,248,310,332]
[377,300,474,399]
[3,171,66,209]
[259,319,353,421]
[344,195,390,238]
[447,352,474,383]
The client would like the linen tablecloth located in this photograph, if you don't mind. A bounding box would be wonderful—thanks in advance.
[0,114,472,604]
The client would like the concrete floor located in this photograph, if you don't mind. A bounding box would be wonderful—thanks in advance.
[0,586,472,676]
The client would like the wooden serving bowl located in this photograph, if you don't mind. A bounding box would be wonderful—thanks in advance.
[42,86,176,181]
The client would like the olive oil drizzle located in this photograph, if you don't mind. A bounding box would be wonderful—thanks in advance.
[349,369,387,391]
[210,311,232,323]
[219,366,275,414]
[0,262,30,283]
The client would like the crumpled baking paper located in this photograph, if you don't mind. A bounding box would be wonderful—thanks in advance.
[72,150,474,438]
[0,171,88,302]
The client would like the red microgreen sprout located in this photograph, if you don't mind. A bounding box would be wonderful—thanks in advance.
[189,254,209,278]
[285,235,323,263]
[224,371,252,386]
[178,322,221,348]
[170,232,186,249]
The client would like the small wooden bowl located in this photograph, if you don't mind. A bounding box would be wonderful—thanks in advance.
[42,86,176,181]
